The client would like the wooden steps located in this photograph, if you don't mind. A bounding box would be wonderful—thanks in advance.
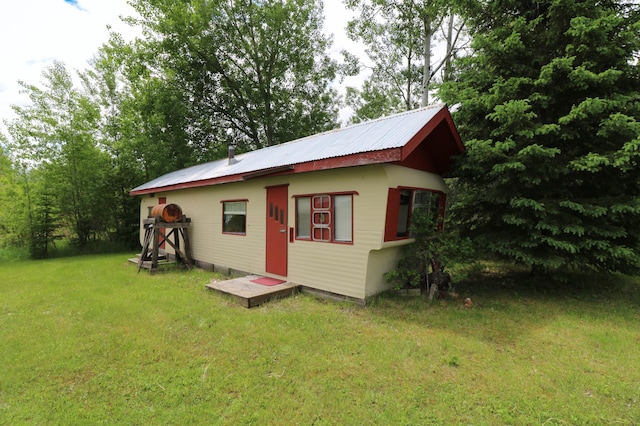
[206,275,299,308]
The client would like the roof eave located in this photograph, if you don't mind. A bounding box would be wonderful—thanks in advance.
[401,107,465,162]
[128,148,403,196]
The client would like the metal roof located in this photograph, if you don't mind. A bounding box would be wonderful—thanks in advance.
[131,104,452,195]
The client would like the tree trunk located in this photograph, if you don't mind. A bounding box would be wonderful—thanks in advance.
[444,12,454,82]
[421,14,432,107]
[406,43,413,110]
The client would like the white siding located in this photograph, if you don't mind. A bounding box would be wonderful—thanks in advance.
[275,166,389,299]
[136,164,448,300]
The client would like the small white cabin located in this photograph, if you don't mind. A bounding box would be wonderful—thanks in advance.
[130,105,464,304]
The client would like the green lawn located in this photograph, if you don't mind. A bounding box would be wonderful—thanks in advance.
[1,254,639,425]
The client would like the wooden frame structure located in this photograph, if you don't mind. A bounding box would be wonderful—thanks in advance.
[137,216,193,272]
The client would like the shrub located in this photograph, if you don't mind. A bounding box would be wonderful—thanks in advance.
[385,208,474,301]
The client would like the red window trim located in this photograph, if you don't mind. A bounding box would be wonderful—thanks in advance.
[384,187,446,242]
[221,199,248,236]
[293,193,354,245]
[292,190,359,198]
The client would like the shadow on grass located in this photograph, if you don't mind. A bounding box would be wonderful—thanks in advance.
[455,264,640,302]
[0,240,136,262]
[365,264,640,345]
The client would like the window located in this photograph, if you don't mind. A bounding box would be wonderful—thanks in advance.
[295,193,354,243]
[334,195,353,242]
[222,200,246,234]
[396,190,412,237]
[296,197,311,238]
[384,188,445,241]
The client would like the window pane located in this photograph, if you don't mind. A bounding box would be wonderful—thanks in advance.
[413,191,431,211]
[223,201,246,233]
[397,190,412,237]
[334,195,352,242]
[313,211,331,225]
[313,195,330,210]
[296,197,310,238]
[313,227,331,242]
[412,190,440,234]
[224,201,246,215]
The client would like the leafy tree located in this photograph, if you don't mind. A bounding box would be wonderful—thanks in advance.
[127,0,340,150]
[0,142,61,257]
[5,61,112,247]
[343,0,467,122]
[385,206,474,301]
[0,146,28,248]
[82,34,140,246]
[83,35,182,246]
[344,76,404,124]
[440,0,640,275]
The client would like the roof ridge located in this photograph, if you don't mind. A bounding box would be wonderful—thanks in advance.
[268,103,446,150]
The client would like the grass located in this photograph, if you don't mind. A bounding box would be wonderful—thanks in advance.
[1,253,639,425]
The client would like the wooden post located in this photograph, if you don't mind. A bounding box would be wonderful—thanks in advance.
[182,227,193,265]
[151,224,159,269]
[174,227,181,264]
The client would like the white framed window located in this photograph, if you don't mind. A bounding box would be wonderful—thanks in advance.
[222,200,247,234]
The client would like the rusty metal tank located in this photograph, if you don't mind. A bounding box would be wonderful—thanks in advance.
[150,203,183,223]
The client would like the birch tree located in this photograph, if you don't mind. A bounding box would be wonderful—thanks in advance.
[5,61,112,247]
[343,0,467,123]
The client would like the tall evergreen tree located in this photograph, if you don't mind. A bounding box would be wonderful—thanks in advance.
[440,0,640,274]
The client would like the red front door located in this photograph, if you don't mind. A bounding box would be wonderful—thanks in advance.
[265,185,288,276]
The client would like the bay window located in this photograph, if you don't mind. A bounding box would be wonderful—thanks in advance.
[385,188,445,241]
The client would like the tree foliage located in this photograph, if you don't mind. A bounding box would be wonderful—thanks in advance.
[344,0,467,123]
[128,0,339,150]
[385,207,474,301]
[1,1,344,257]
[440,0,640,274]
[0,146,28,248]
[5,62,113,248]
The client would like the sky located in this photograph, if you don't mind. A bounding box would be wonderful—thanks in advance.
[0,0,364,134]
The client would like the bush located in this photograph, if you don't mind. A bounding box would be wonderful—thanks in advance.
[385,209,474,300]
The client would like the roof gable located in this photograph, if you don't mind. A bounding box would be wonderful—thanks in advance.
[130,104,464,196]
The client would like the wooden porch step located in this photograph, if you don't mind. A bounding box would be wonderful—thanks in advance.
[206,275,299,308]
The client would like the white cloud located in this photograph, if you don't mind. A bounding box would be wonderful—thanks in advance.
[0,0,139,132]
[0,0,364,133]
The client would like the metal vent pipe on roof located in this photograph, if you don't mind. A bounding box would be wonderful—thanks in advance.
[228,145,238,165]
